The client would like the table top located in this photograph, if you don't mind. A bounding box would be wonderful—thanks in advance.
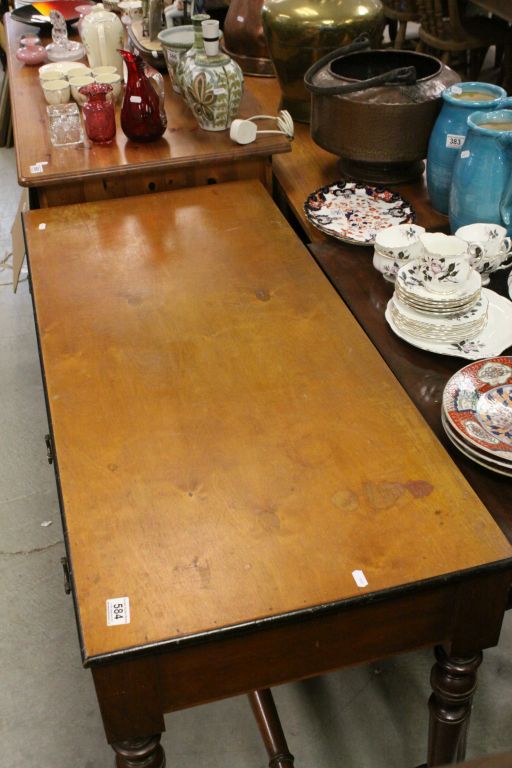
[310,240,512,542]
[470,0,512,23]
[5,15,289,190]
[249,77,512,545]
[246,78,450,242]
[24,179,512,664]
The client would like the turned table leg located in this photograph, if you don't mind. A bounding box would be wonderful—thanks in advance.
[427,646,482,766]
[248,689,295,768]
[112,734,166,768]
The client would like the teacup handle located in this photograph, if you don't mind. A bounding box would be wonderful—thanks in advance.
[468,241,485,264]
[501,236,512,254]
[493,243,512,272]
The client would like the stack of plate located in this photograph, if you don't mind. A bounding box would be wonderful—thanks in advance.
[385,260,512,360]
[393,266,481,316]
[442,357,512,477]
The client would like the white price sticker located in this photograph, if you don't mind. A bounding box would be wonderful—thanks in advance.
[130,95,142,103]
[451,86,463,95]
[352,569,368,588]
[446,133,465,149]
[106,596,131,626]
[461,150,470,159]
[213,87,226,95]
[30,163,44,174]
[38,223,46,231]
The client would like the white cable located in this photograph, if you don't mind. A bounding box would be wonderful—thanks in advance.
[245,110,294,139]
[230,110,294,144]
[0,251,28,287]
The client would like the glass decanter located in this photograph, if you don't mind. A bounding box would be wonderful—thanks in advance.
[80,83,117,143]
[119,49,167,142]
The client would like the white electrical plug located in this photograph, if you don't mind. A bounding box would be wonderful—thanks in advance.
[230,111,294,145]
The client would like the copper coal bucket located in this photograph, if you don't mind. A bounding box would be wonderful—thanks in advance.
[304,37,459,183]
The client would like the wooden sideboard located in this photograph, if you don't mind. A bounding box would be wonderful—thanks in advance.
[5,15,290,207]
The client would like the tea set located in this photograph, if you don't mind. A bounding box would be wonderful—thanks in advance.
[372,227,512,361]
[373,225,512,287]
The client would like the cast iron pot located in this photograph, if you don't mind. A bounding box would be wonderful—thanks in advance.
[304,37,459,184]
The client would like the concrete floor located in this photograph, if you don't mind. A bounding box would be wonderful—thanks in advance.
[1,142,512,768]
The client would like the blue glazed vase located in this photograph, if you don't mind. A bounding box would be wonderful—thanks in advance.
[427,82,512,215]
[449,110,512,235]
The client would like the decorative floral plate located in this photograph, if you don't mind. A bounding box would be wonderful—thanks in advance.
[442,356,512,461]
[385,289,512,361]
[304,181,415,246]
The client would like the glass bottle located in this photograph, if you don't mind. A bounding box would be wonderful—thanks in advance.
[119,49,167,142]
[80,83,117,143]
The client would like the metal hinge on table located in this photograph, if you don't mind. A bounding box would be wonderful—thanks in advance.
[60,557,71,595]
[44,433,53,464]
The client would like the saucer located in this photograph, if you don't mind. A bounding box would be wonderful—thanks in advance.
[396,261,481,304]
[385,289,512,360]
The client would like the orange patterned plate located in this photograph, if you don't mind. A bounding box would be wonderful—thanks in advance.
[442,356,512,461]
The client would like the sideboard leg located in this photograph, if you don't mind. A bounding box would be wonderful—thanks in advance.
[248,689,295,768]
[427,646,482,766]
[112,734,166,768]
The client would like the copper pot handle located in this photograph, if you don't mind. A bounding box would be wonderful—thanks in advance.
[304,38,417,96]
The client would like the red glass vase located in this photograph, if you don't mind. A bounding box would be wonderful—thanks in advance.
[119,49,167,143]
[80,83,116,144]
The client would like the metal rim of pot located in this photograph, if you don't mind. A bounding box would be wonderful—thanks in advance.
[303,35,450,97]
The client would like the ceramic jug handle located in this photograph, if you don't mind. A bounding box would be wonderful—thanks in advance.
[501,97,512,108]
[499,141,512,229]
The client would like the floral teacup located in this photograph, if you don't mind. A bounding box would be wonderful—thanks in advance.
[372,224,426,282]
[374,224,426,260]
[455,223,512,285]
[418,233,472,294]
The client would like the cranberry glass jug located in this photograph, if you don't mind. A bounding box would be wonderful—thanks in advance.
[119,49,167,142]
[80,83,116,143]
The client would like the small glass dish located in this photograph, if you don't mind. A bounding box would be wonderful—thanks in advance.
[47,103,84,147]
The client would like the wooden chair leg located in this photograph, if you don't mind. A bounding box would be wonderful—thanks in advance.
[469,47,488,80]
[387,18,398,45]
[248,689,295,768]
[395,20,407,50]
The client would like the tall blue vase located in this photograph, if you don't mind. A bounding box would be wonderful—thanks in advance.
[427,82,512,215]
[449,110,512,235]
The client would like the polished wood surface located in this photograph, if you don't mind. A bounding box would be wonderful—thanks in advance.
[446,753,512,768]
[24,180,512,664]
[5,16,289,204]
[247,78,450,242]
[309,240,512,543]
[471,0,512,23]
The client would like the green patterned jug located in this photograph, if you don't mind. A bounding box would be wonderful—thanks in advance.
[182,19,244,132]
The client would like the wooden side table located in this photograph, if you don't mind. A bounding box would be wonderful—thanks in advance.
[23,179,512,767]
[5,15,290,207]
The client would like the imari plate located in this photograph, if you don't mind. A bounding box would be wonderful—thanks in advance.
[442,356,512,460]
[304,181,416,246]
